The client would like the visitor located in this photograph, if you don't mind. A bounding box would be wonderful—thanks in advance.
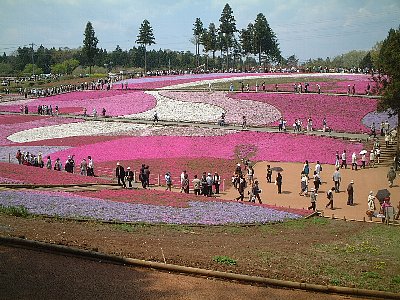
[213,172,220,194]
[182,173,190,194]
[332,167,341,193]
[308,188,317,211]
[325,186,335,210]
[87,156,94,176]
[367,191,376,221]
[313,171,321,193]
[340,150,347,169]
[276,172,282,194]
[250,180,262,204]
[387,166,396,188]
[80,158,87,176]
[192,175,201,195]
[266,165,272,183]
[235,174,246,201]
[346,180,354,205]
[165,172,172,191]
[299,172,308,196]
[115,162,126,188]
[46,156,52,170]
[126,167,134,188]
[351,152,358,170]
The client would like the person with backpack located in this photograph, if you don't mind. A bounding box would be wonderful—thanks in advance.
[250,180,262,204]
[303,160,310,178]
[325,187,335,210]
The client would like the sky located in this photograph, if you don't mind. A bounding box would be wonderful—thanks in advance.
[0,0,399,62]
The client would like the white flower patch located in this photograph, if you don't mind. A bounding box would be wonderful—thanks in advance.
[159,73,351,90]
[7,121,150,143]
[123,91,224,123]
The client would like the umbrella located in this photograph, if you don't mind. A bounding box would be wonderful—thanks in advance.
[359,150,368,155]
[271,166,284,172]
[375,189,391,203]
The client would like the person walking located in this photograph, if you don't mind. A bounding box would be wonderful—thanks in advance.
[325,187,335,210]
[341,150,347,169]
[206,173,213,197]
[115,162,126,188]
[87,156,94,176]
[182,173,190,194]
[165,172,172,191]
[80,158,88,176]
[192,175,201,195]
[332,168,341,193]
[126,167,134,188]
[235,174,246,201]
[250,180,262,204]
[299,172,308,196]
[46,156,52,170]
[367,191,376,221]
[346,180,354,205]
[351,152,358,170]
[276,172,282,194]
[266,165,272,183]
[213,172,220,194]
[313,171,321,193]
[387,166,396,188]
[308,188,317,211]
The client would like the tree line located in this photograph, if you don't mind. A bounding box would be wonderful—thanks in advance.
[0,3,391,77]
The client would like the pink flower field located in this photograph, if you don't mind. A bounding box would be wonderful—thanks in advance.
[0,90,156,116]
[229,92,377,133]
[0,162,111,185]
[50,131,363,166]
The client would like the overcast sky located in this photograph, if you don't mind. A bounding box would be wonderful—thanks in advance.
[0,0,399,62]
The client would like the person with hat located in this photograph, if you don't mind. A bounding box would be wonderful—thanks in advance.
[387,166,396,187]
[308,188,317,211]
[115,162,126,188]
[347,180,354,205]
[126,167,134,188]
[367,191,376,221]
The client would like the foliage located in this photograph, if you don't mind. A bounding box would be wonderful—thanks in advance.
[374,26,400,150]
[136,19,156,73]
[0,204,30,218]
[51,59,79,75]
[81,21,99,74]
[193,18,205,67]
[22,63,43,76]
[213,255,237,265]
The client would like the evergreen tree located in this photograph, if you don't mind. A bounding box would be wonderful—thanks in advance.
[253,13,280,65]
[203,23,218,64]
[193,18,204,67]
[136,19,156,74]
[219,3,237,69]
[375,26,400,151]
[82,21,99,74]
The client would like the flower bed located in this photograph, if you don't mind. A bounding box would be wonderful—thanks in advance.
[94,157,238,187]
[0,190,305,224]
[362,111,398,130]
[229,92,377,133]
[50,131,364,166]
[0,90,157,117]
[0,145,70,163]
[123,91,224,122]
[160,91,281,125]
[0,114,48,125]
[0,116,82,145]
[0,162,111,185]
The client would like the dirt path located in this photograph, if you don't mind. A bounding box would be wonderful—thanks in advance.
[0,245,371,300]
[224,161,400,221]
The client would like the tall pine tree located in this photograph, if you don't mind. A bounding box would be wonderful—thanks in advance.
[82,21,99,74]
[136,19,155,74]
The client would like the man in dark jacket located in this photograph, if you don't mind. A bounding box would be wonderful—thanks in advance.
[115,162,126,188]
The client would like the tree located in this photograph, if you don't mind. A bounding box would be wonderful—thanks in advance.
[253,13,281,65]
[136,19,156,74]
[374,26,400,152]
[82,21,99,74]
[219,3,237,69]
[22,64,43,76]
[359,52,373,71]
[193,18,204,67]
[203,23,218,66]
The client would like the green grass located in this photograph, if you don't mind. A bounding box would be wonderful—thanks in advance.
[213,255,237,266]
[0,205,30,218]
[113,222,151,232]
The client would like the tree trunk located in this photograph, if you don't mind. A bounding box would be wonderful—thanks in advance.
[144,46,147,76]
[397,112,400,154]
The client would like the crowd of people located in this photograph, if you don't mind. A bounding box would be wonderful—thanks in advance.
[15,150,95,176]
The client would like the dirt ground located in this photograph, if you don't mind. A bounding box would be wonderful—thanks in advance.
[225,161,400,222]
